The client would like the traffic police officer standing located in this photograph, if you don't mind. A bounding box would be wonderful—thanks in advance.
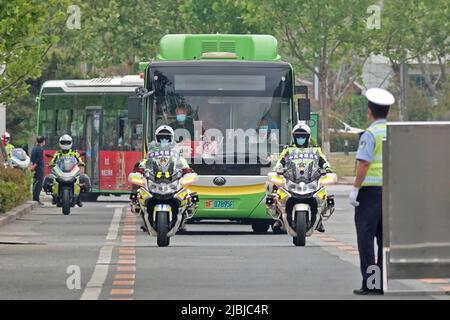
[349,88,395,295]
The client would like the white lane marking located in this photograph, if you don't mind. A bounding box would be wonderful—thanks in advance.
[106,208,123,241]
[80,265,109,300]
[105,205,126,208]
[97,245,114,265]
[80,209,123,300]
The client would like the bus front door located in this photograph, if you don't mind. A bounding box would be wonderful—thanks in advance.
[84,107,102,192]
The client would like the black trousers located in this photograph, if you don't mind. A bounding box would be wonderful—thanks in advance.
[33,172,44,202]
[354,186,383,289]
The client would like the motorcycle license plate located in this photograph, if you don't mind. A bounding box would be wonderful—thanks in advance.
[205,200,234,209]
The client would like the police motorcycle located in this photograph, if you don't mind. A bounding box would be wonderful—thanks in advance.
[265,156,337,246]
[44,153,90,215]
[8,148,31,170]
[128,149,199,247]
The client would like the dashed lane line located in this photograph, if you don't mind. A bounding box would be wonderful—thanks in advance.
[80,207,123,300]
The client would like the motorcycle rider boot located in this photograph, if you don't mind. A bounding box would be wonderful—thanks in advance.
[316,221,325,233]
[77,197,83,207]
[177,220,188,234]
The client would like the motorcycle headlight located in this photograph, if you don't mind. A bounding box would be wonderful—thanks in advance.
[169,180,180,190]
[306,181,318,191]
[287,181,318,194]
[151,182,175,195]
[148,180,159,193]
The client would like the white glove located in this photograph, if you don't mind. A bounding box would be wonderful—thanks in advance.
[349,187,360,207]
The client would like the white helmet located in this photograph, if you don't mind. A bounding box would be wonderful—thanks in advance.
[155,125,174,144]
[59,134,73,151]
[292,123,311,147]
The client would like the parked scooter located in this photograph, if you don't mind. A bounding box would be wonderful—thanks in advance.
[44,153,90,215]
[8,148,30,170]
[128,151,199,247]
[265,160,337,246]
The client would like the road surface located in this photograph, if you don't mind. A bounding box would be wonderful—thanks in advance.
[0,186,448,300]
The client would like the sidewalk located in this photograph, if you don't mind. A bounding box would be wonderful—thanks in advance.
[0,201,37,228]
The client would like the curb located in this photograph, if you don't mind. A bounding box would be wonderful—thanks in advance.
[0,201,37,228]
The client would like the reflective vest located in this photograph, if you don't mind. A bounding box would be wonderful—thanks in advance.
[362,121,386,187]
[5,144,14,158]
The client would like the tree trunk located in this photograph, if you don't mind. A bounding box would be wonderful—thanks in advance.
[392,63,408,121]
[319,73,331,155]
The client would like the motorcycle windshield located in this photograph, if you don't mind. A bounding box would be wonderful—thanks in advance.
[145,149,182,183]
[11,148,27,161]
[56,156,77,173]
[284,159,321,184]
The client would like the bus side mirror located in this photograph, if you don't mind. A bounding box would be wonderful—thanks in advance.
[128,95,142,120]
[298,98,311,121]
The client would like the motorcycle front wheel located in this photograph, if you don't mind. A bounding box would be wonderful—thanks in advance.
[157,211,170,247]
[293,211,307,246]
[62,187,71,215]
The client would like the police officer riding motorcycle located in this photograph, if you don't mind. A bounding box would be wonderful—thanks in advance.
[129,126,199,246]
[265,123,337,245]
[1,132,31,170]
[43,135,91,214]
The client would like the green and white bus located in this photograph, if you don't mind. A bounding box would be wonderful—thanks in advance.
[36,75,145,201]
[135,34,311,232]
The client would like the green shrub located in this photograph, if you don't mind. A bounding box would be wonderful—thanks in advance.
[0,167,32,213]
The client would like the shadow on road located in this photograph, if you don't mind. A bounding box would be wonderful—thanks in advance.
[179,231,275,236]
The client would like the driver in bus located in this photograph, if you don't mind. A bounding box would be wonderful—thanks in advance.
[170,104,195,141]
[270,123,333,233]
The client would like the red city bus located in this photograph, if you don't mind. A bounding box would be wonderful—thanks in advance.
[36,76,145,201]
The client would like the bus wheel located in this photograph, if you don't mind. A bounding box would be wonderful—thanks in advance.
[82,193,99,202]
[251,221,270,233]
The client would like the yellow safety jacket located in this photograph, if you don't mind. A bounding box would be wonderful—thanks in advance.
[361,121,386,187]
[274,145,332,172]
[50,149,85,166]
[5,143,14,158]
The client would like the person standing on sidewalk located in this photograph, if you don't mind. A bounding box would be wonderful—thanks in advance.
[348,88,394,296]
[30,136,46,206]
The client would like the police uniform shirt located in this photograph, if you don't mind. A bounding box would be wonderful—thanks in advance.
[356,119,386,163]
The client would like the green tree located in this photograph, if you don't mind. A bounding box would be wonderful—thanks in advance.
[0,0,69,104]
[66,0,162,72]
[370,0,449,120]
[178,0,268,34]
[244,0,372,154]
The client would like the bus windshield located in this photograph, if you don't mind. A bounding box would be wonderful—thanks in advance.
[149,62,293,166]
[40,92,142,151]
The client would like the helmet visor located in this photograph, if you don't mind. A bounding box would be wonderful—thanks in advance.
[293,132,310,140]
[156,134,173,143]
[60,140,72,146]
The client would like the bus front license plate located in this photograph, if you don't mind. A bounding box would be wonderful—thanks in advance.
[205,200,234,209]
